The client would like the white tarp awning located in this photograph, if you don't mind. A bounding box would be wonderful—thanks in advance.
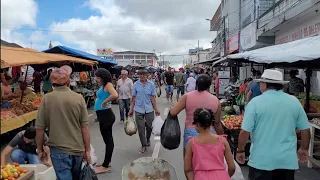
[226,36,320,64]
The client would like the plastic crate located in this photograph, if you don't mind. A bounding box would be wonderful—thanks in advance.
[20,164,56,180]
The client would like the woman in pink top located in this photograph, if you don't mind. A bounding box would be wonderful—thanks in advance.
[170,74,224,154]
[184,108,235,180]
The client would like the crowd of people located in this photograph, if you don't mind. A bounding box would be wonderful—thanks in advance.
[0,65,314,180]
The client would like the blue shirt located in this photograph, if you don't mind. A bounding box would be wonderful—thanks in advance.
[94,87,111,111]
[242,90,309,170]
[250,82,262,98]
[133,80,156,114]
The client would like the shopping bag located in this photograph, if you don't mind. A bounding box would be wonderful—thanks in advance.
[157,87,161,97]
[160,113,181,150]
[224,159,245,180]
[80,163,98,180]
[124,117,137,136]
[152,116,164,136]
[90,144,97,165]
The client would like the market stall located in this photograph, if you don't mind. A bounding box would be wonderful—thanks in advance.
[1,47,97,134]
[214,36,320,168]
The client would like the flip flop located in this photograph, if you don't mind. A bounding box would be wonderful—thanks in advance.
[96,163,111,168]
[94,166,110,174]
[139,147,147,153]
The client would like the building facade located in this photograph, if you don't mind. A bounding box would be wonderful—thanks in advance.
[113,51,159,67]
[187,48,210,65]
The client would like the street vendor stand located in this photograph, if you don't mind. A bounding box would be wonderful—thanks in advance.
[214,36,320,168]
[1,47,97,134]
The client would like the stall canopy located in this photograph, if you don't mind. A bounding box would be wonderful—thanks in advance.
[43,46,118,65]
[1,47,97,68]
[213,36,320,68]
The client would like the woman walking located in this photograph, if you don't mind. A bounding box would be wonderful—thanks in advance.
[94,68,118,174]
[170,74,224,155]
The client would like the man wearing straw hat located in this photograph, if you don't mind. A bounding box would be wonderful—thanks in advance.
[236,69,310,180]
[128,66,160,153]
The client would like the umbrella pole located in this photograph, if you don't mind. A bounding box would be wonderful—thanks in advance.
[305,68,311,113]
[20,65,29,104]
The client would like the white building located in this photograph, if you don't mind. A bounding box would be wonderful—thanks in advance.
[186,48,210,65]
[113,51,159,67]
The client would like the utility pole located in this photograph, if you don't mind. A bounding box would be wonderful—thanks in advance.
[197,40,200,63]
[223,17,227,56]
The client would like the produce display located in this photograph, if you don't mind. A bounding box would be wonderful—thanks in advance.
[296,93,320,101]
[1,94,41,120]
[222,115,244,130]
[1,163,29,180]
[224,106,235,115]
[311,118,320,126]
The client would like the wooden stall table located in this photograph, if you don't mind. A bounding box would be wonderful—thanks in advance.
[1,110,38,134]
[308,121,320,168]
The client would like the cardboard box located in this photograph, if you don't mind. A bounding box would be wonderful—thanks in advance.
[20,165,56,180]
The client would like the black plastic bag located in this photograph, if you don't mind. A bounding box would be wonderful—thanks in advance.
[160,112,181,150]
[80,163,99,180]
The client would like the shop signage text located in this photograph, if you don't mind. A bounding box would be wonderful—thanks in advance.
[276,21,320,44]
[227,33,239,54]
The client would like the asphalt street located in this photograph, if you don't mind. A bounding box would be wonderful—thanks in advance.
[88,89,319,180]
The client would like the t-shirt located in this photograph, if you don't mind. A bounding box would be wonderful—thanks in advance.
[186,77,196,92]
[175,72,186,86]
[242,90,309,170]
[35,86,89,156]
[250,82,262,98]
[8,130,48,154]
[165,72,174,85]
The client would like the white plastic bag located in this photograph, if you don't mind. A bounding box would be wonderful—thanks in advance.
[90,144,97,165]
[152,116,164,136]
[124,117,137,136]
[225,159,245,180]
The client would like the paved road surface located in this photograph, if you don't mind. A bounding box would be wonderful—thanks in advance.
[88,90,319,179]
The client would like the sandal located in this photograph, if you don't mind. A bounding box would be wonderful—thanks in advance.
[94,166,110,174]
[139,147,147,153]
[96,163,111,168]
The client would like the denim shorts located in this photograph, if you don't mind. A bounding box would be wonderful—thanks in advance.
[176,86,185,95]
[165,85,174,94]
[183,127,216,149]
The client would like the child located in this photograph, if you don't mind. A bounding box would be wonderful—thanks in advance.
[184,108,235,180]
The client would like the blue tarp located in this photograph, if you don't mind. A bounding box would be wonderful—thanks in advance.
[43,46,118,65]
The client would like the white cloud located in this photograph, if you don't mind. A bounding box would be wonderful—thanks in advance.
[49,0,218,64]
[1,0,38,47]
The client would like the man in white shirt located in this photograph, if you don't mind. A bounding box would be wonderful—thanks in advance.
[186,73,196,92]
[117,70,133,123]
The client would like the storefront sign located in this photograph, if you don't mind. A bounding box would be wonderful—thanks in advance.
[276,21,320,44]
[97,48,113,57]
[227,33,239,54]
[240,22,257,50]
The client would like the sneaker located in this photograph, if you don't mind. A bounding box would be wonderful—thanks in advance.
[120,120,124,124]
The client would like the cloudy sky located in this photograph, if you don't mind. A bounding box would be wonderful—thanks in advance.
[1,0,219,68]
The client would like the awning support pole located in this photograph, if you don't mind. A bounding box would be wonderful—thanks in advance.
[305,68,311,113]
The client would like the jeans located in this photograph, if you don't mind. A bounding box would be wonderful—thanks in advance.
[50,147,83,180]
[96,109,115,168]
[10,149,40,164]
[165,85,174,94]
[248,166,295,180]
[119,99,130,121]
[176,86,185,95]
[135,111,154,147]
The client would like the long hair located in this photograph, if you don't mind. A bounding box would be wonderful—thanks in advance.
[95,68,112,87]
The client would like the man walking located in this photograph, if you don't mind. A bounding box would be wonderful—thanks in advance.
[175,68,186,101]
[128,67,160,153]
[164,67,174,102]
[117,70,133,124]
[246,71,262,103]
[35,68,91,180]
[236,69,310,180]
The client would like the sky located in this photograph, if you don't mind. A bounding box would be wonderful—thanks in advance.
[1,0,219,69]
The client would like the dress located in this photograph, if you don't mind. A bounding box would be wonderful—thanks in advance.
[192,136,230,180]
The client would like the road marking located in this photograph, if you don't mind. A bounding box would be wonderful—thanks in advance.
[151,108,169,160]
[164,107,169,116]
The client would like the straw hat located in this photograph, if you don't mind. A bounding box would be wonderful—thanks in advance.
[254,69,289,84]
